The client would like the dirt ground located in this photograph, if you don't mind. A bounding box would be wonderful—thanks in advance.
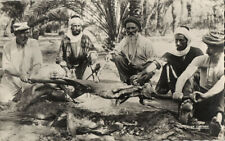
[0,35,224,141]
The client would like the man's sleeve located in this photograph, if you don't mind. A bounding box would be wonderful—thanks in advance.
[145,41,161,70]
[2,43,15,72]
[162,52,172,63]
[81,34,97,52]
[195,47,204,56]
[175,55,204,92]
[2,44,11,70]
[2,42,21,76]
[114,38,127,53]
[205,76,224,97]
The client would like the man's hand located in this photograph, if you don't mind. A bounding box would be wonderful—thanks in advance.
[20,73,31,83]
[105,54,112,62]
[130,71,155,86]
[192,91,208,103]
[105,51,118,62]
[173,91,183,100]
[136,71,155,86]
[59,61,67,67]
[130,74,139,85]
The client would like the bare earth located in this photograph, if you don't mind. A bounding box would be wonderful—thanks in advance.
[0,34,224,141]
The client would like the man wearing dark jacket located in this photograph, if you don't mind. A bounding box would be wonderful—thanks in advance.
[156,26,203,94]
[173,31,224,136]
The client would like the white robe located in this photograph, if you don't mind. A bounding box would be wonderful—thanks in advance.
[0,38,42,103]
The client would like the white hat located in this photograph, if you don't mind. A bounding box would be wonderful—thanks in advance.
[174,26,191,41]
[68,16,83,26]
[13,22,30,32]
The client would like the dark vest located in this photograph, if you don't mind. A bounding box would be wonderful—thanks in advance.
[163,47,203,76]
[61,34,94,66]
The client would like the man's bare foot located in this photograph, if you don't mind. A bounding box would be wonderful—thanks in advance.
[209,113,222,136]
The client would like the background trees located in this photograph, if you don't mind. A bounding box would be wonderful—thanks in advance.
[0,0,223,49]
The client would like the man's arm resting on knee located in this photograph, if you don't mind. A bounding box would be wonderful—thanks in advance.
[174,58,199,99]
[2,49,20,77]
[193,76,224,103]
[204,76,224,98]
[145,60,161,73]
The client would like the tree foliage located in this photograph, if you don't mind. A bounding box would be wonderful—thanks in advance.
[1,1,27,20]
[0,0,223,48]
[24,0,85,35]
[84,0,130,49]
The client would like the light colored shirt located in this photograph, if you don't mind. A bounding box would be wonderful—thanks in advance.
[66,31,82,58]
[175,54,224,93]
[115,33,156,66]
[71,41,81,58]
[1,38,43,95]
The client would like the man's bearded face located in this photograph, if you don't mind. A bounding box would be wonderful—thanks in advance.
[206,45,223,57]
[15,30,29,47]
[126,22,139,37]
[71,24,82,36]
[175,34,188,51]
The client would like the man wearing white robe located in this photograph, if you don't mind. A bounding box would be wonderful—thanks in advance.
[0,22,42,103]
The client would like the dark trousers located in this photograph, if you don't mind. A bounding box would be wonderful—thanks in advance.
[156,64,199,94]
[194,87,224,123]
[68,58,89,79]
[75,60,89,79]
[156,64,175,94]
[113,54,139,84]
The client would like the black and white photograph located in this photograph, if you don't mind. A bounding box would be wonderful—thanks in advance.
[0,0,224,140]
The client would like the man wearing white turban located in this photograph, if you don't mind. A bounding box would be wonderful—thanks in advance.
[173,31,224,136]
[155,26,203,95]
[56,15,98,79]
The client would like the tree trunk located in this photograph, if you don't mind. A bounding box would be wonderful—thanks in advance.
[171,3,176,32]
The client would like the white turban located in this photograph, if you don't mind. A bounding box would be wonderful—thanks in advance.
[174,27,191,42]
[171,27,192,56]
[68,17,83,26]
[13,22,30,32]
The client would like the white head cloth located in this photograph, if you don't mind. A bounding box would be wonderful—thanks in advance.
[174,27,191,42]
[68,17,83,26]
[171,27,192,56]
[66,16,83,42]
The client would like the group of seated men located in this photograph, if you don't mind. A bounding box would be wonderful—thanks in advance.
[0,15,223,136]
